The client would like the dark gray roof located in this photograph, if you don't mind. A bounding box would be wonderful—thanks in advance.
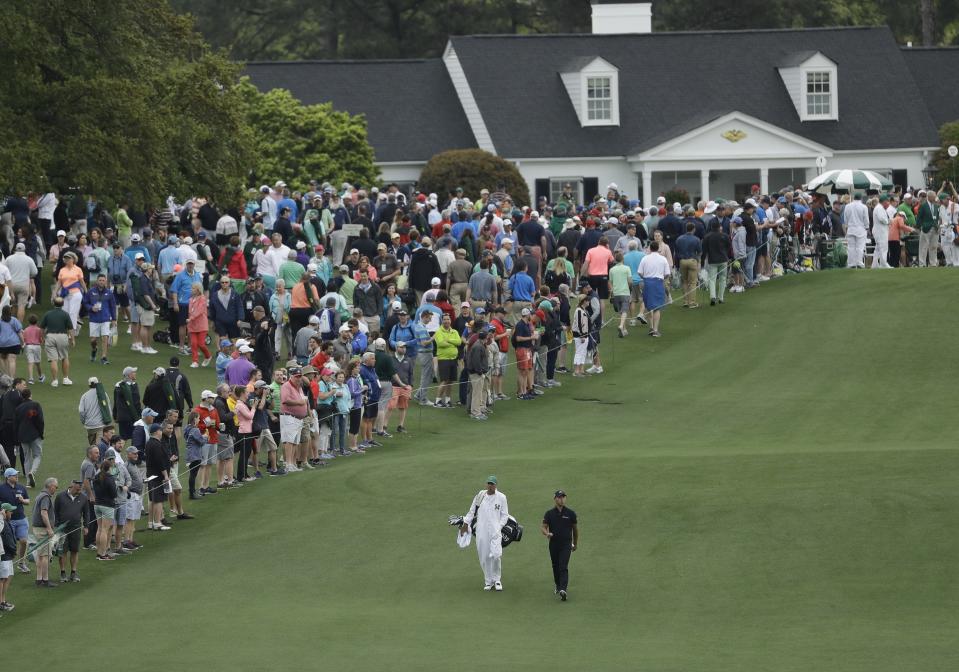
[243,59,476,163]
[900,47,959,129]
[777,50,820,67]
[449,27,941,158]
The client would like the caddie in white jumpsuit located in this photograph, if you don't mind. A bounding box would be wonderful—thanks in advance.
[844,193,870,269]
[461,475,509,591]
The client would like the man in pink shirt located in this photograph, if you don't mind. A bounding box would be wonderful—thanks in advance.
[279,367,308,472]
[583,235,615,303]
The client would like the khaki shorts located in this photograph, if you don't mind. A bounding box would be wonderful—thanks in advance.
[11,284,30,306]
[630,282,644,304]
[44,333,70,361]
[32,528,53,557]
[139,309,156,327]
[280,414,304,444]
[25,343,41,364]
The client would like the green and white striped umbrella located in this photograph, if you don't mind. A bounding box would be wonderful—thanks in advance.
[806,169,893,194]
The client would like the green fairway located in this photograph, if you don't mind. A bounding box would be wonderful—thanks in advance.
[3,269,958,672]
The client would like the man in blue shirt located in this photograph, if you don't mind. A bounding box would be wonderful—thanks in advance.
[388,308,418,355]
[157,236,182,280]
[411,310,435,406]
[674,222,703,308]
[168,259,202,353]
[507,260,535,320]
[622,240,648,325]
[0,468,30,573]
[124,233,152,264]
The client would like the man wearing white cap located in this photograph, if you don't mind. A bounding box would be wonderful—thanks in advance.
[460,476,509,591]
[4,243,37,323]
[78,376,113,446]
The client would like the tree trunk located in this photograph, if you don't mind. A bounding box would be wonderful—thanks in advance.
[920,0,935,46]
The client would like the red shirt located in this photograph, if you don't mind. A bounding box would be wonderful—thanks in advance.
[195,404,220,444]
[491,318,509,353]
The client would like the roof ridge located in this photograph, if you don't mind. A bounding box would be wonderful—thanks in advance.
[244,58,438,66]
[451,25,888,39]
[901,45,959,50]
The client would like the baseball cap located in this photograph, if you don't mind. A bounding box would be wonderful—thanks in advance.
[56,230,66,237]
[431,277,441,286]
[238,345,254,354]
[3,468,18,478]
[167,235,178,244]
[308,315,320,324]
[14,242,24,251]
[153,366,165,376]
[131,233,141,242]
[200,389,217,400]
[349,248,359,255]
[460,301,470,308]
[126,445,139,453]
[219,338,232,348]
[554,490,566,498]
[149,423,163,433]
[486,475,497,485]
[288,366,302,376]
[377,243,387,250]
[374,337,387,350]
[122,366,137,376]
[391,300,402,310]
[338,264,350,273]
[296,240,306,249]
[254,380,269,388]
[339,324,352,333]
[475,307,486,315]
[521,308,531,316]
[0,503,17,512]
[88,376,99,385]
[142,407,157,418]
[134,252,145,260]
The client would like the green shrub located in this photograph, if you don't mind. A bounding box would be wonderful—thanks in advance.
[418,149,530,206]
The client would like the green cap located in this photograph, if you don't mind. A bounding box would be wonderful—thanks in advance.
[486,475,497,485]
[0,503,16,512]
[939,192,950,200]
[879,192,890,201]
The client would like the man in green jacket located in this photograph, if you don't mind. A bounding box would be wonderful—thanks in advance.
[915,190,940,267]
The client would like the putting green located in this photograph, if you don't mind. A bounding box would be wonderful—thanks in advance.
[3,269,957,672]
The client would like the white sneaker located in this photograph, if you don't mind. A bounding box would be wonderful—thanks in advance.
[141,347,158,354]
[494,581,503,592]
[155,524,171,531]
[125,326,132,335]
[131,342,142,351]
[201,358,211,367]
[62,377,73,386]
[593,366,604,374]
[50,380,59,388]
[483,584,493,591]
[585,365,598,374]
[190,362,199,368]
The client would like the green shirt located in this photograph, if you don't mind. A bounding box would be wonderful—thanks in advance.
[896,204,916,227]
[915,201,939,233]
[39,307,73,334]
[608,263,631,297]
[338,277,357,306]
[374,350,397,381]
[115,208,133,237]
[279,260,306,288]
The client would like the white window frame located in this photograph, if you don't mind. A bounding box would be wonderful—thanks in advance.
[549,178,583,205]
[581,69,619,127]
[801,67,838,121]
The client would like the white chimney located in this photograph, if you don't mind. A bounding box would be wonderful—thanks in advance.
[591,1,652,34]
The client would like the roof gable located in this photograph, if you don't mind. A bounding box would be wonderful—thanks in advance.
[559,56,620,127]
[633,111,833,161]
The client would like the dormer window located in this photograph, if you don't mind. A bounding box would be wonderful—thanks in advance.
[560,56,620,127]
[586,76,612,121]
[777,51,838,122]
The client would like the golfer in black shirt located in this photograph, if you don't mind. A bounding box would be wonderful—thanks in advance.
[541,490,578,601]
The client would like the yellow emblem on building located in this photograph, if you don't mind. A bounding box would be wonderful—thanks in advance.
[721,129,747,143]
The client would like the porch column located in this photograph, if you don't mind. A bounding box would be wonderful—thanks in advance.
[759,167,770,195]
[642,169,653,209]
[700,169,710,203]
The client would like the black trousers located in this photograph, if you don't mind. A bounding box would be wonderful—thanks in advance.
[888,240,902,268]
[188,460,201,495]
[235,433,253,480]
[549,541,572,591]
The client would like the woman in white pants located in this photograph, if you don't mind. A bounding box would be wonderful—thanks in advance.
[269,280,292,358]
[55,252,87,335]
[571,297,590,377]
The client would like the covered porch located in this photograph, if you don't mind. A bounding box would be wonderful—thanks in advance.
[627,111,831,204]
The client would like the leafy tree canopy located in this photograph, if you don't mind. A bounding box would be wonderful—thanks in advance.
[236,80,380,194]
[0,0,252,207]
